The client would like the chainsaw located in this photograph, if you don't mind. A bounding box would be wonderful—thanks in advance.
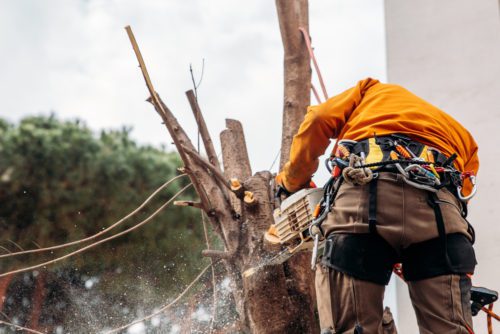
[243,185,330,278]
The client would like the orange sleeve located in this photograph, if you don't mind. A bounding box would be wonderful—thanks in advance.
[462,144,479,197]
[278,78,379,192]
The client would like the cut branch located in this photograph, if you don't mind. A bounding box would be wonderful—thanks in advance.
[186,90,221,170]
[174,200,204,209]
[222,119,252,179]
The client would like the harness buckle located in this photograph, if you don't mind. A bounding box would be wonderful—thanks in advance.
[457,172,477,202]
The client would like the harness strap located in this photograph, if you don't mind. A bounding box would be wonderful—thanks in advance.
[368,176,378,234]
[427,192,453,270]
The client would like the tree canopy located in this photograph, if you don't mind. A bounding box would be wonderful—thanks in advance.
[0,115,216,331]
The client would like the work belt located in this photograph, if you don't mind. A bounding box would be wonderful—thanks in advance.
[330,134,476,202]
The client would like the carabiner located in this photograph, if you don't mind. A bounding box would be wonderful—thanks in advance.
[458,174,477,202]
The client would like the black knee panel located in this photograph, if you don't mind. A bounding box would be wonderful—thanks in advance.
[321,233,399,285]
[402,233,477,281]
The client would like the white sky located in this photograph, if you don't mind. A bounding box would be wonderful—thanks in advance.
[0,0,386,176]
[0,0,395,323]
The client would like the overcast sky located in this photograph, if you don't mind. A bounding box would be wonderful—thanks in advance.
[0,0,386,177]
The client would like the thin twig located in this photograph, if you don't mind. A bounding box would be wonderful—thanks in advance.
[105,263,213,334]
[0,174,186,259]
[0,184,192,278]
[0,320,45,334]
[190,63,201,152]
[196,59,205,89]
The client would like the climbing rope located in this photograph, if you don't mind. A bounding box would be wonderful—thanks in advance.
[105,263,214,334]
[342,154,373,185]
[299,27,328,102]
[0,183,192,278]
[0,174,187,259]
[0,320,44,334]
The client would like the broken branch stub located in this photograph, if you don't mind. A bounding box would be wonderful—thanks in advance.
[220,119,252,180]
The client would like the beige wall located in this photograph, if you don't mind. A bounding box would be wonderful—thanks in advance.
[385,0,500,333]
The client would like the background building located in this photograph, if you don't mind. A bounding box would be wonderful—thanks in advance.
[385,0,500,332]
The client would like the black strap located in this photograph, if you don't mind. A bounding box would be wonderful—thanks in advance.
[368,177,378,234]
[427,192,452,270]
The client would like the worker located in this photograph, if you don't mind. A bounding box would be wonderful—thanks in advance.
[276,78,479,334]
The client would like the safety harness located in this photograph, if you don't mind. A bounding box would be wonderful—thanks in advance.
[311,134,475,241]
[308,134,498,334]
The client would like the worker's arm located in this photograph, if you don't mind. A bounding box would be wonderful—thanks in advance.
[278,78,379,192]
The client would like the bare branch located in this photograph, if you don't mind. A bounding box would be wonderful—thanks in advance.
[202,249,234,260]
[186,90,221,170]
[125,25,211,210]
[182,145,232,192]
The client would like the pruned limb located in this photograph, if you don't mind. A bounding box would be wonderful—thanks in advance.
[243,191,257,207]
[201,249,234,260]
[174,200,204,209]
[275,0,311,170]
[186,90,221,170]
[230,178,246,199]
[221,119,252,180]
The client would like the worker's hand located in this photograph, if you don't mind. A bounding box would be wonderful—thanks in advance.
[275,173,293,199]
[275,173,316,199]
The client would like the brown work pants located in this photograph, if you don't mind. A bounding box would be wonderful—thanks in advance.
[316,172,474,334]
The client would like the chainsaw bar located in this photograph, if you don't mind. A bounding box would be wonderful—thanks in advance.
[243,241,325,278]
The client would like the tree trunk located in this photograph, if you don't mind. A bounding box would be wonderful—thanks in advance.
[125,0,318,329]
[276,0,311,170]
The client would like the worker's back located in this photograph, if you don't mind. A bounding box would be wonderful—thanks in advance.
[335,79,478,174]
[281,78,478,192]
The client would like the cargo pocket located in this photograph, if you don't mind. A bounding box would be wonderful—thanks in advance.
[438,189,472,239]
[315,263,335,332]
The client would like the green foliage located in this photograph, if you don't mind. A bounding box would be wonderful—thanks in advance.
[0,115,212,319]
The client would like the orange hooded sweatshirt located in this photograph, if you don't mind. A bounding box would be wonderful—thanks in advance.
[279,78,479,194]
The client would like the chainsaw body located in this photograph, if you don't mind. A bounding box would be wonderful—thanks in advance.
[266,188,324,254]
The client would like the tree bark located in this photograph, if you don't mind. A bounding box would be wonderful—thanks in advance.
[275,0,311,170]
